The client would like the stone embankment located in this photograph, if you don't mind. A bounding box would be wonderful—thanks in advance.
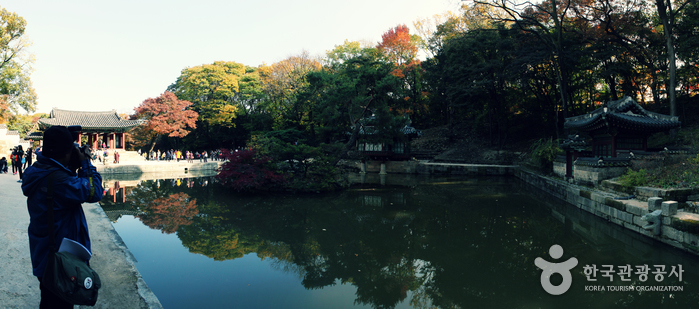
[95,160,222,175]
[516,168,699,255]
[350,160,517,176]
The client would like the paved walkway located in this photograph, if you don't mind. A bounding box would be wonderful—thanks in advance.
[0,170,162,308]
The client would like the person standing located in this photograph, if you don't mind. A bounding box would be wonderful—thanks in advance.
[22,125,103,309]
[0,156,7,173]
[10,147,16,175]
[14,145,25,182]
[25,147,33,169]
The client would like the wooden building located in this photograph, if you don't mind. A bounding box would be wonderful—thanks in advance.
[564,96,681,158]
[356,122,421,160]
[557,97,681,183]
[37,109,142,150]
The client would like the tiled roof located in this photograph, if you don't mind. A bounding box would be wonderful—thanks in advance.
[25,131,43,140]
[564,97,680,132]
[38,109,142,132]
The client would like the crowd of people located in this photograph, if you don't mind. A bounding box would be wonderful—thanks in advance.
[2,146,225,181]
[1,145,38,182]
[138,149,223,163]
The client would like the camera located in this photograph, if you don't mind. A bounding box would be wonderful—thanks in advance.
[67,125,92,169]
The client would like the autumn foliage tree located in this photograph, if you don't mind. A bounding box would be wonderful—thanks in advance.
[377,24,418,66]
[131,91,198,152]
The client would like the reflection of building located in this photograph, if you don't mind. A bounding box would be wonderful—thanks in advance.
[35,109,142,150]
[105,181,127,204]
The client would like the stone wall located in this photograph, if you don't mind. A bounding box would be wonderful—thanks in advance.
[601,180,699,202]
[573,164,628,186]
[553,159,628,186]
[553,161,566,178]
[96,161,222,175]
[516,169,699,255]
[416,162,516,175]
[347,160,516,176]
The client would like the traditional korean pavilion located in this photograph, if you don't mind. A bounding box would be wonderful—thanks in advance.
[37,109,142,150]
[557,96,681,183]
[355,117,422,160]
[564,96,681,158]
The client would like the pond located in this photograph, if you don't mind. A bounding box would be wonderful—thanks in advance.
[100,173,699,309]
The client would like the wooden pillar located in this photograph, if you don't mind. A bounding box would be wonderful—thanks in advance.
[109,133,115,149]
[118,132,124,149]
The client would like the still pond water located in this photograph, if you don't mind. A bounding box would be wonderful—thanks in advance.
[101,174,699,309]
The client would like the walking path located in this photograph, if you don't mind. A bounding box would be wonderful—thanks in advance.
[0,167,163,308]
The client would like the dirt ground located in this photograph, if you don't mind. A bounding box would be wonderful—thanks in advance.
[411,123,529,164]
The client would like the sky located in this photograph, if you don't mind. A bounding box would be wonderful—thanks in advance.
[4,0,463,116]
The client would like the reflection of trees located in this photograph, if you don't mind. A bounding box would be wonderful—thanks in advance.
[125,177,562,308]
[124,176,699,308]
[136,192,198,234]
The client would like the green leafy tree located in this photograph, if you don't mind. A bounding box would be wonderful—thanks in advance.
[297,49,405,164]
[324,40,366,70]
[168,61,250,149]
[434,26,517,145]
[0,7,35,118]
[258,51,322,129]
[0,7,28,70]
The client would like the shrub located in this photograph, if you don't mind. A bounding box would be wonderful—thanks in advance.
[529,137,562,173]
[618,168,648,187]
[622,153,699,189]
[215,149,286,192]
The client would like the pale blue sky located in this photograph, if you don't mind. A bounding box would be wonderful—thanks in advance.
[4,0,462,115]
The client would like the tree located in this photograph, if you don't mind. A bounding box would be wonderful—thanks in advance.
[168,61,244,128]
[377,24,418,66]
[258,51,322,128]
[473,0,577,135]
[435,26,517,145]
[413,4,498,58]
[324,40,367,69]
[167,61,247,149]
[0,7,35,116]
[654,0,691,116]
[0,7,28,71]
[297,49,404,164]
[0,59,37,115]
[131,91,198,152]
[6,112,45,138]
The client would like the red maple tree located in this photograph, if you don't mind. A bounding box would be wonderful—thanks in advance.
[131,91,198,152]
[377,24,418,65]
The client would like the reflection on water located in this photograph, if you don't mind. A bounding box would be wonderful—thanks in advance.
[105,174,699,309]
